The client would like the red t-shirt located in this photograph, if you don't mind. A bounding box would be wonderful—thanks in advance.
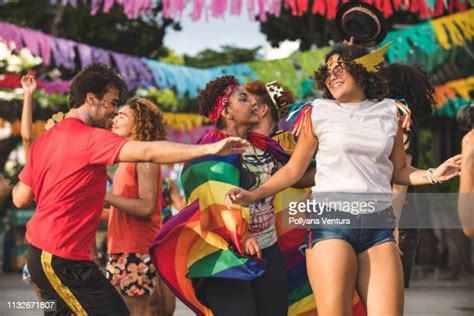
[107,162,162,254]
[19,118,128,261]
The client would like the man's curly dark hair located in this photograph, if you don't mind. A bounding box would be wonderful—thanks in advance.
[387,63,435,120]
[199,75,239,129]
[312,44,389,101]
[69,63,128,109]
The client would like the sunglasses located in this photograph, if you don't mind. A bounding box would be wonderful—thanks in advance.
[325,62,346,83]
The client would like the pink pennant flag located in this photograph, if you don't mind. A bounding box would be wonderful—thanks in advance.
[191,0,205,21]
[258,0,267,21]
[231,0,243,15]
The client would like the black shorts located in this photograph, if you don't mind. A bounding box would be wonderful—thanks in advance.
[193,243,288,316]
[27,245,129,316]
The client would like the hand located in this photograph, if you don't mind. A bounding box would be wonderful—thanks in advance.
[393,228,404,256]
[104,192,113,205]
[434,154,462,182]
[343,37,355,45]
[242,231,261,259]
[208,137,248,156]
[21,75,37,95]
[225,188,255,208]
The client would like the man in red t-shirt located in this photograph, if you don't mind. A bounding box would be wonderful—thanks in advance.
[12,63,246,316]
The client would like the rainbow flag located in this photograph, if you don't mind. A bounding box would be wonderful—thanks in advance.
[150,129,366,316]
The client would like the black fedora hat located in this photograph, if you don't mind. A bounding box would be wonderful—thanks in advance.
[336,1,387,45]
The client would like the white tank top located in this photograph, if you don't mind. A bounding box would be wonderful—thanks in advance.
[311,98,399,196]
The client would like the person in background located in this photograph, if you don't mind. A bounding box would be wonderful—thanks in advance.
[457,104,474,238]
[245,80,297,154]
[18,74,39,293]
[20,74,36,158]
[159,175,186,226]
[104,97,167,316]
[387,63,436,288]
[245,80,315,187]
[146,175,185,316]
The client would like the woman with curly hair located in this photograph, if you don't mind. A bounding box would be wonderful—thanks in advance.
[227,44,461,315]
[387,63,436,289]
[104,97,171,316]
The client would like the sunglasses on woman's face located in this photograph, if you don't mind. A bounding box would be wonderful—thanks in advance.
[325,63,345,83]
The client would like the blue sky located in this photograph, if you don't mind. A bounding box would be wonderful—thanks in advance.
[163,13,300,59]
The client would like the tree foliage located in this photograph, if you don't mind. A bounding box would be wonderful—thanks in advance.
[184,45,261,68]
[259,8,335,50]
[0,0,180,59]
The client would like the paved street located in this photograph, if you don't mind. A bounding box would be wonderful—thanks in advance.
[0,272,473,315]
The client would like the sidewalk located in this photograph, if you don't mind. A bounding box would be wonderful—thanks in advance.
[0,272,473,315]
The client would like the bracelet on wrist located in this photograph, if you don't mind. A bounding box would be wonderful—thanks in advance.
[427,168,442,185]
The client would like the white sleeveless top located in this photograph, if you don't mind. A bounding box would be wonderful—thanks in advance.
[311,98,399,196]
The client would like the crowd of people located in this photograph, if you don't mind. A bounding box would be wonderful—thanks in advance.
[7,40,472,316]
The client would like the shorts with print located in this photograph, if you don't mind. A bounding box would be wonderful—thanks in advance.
[106,253,157,297]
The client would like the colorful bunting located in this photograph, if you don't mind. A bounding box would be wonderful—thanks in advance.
[0,73,70,95]
[0,21,151,88]
[143,59,258,98]
[435,76,474,108]
[38,0,470,21]
[431,9,474,49]
[163,112,209,130]
[382,22,438,62]
[4,114,213,142]
[49,0,154,19]
[0,10,473,118]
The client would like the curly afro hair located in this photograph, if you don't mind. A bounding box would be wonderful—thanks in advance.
[125,97,167,141]
[387,63,435,120]
[312,44,389,101]
[245,80,295,121]
[199,75,239,129]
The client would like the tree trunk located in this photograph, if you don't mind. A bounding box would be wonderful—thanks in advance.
[50,4,65,36]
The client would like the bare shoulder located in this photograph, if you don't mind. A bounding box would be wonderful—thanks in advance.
[462,130,473,147]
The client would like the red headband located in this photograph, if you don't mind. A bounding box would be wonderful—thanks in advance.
[208,84,236,123]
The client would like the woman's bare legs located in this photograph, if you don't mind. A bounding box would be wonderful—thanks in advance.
[356,241,404,316]
[146,278,176,316]
[121,293,152,316]
[306,239,358,316]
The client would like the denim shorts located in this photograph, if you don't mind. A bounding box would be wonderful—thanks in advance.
[304,207,397,254]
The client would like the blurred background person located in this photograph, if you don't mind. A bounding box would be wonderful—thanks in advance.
[457,104,474,239]
[387,63,436,288]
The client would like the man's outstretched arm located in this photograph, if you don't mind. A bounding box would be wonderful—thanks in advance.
[116,137,247,164]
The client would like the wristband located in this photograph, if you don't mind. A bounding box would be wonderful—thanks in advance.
[427,168,442,184]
